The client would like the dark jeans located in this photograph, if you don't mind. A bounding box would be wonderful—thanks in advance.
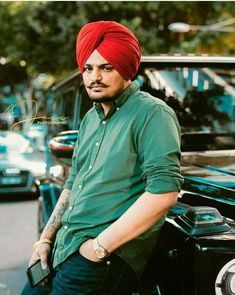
[21,251,138,295]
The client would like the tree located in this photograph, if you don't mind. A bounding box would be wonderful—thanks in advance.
[0,61,53,130]
[1,1,234,129]
[0,1,234,77]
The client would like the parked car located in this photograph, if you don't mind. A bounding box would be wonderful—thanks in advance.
[24,123,47,152]
[39,56,235,295]
[0,131,46,198]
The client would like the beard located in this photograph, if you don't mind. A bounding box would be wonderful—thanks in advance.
[84,80,128,103]
[84,82,114,103]
[86,86,124,103]
[89,95,115,103]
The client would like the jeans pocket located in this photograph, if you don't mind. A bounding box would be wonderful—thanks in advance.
[78,251,107,267]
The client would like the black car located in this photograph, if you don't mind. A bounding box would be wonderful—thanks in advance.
[0,131,46,198]
[39,56,235,295]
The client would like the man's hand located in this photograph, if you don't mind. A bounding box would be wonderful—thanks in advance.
[79,239,101,262]
[29,243,52,270]
[28,189,70,270]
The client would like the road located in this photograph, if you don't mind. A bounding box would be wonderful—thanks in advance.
[0,199,38,295]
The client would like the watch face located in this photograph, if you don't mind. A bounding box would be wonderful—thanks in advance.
[95,247,106,259]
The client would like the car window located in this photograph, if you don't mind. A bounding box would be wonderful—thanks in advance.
[76,85,93,128]
[50,89,76,135]
[137,66,235,134]
[0,132,32,153]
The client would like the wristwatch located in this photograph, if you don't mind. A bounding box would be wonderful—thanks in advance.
[93,237,109,259]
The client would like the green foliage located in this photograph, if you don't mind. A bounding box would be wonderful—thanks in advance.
[0,63,28,88]
[0,1,234,79]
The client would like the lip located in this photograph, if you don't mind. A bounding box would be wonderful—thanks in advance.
[92,86,104,89]
[87,83,108,89]
[90,86,106,91]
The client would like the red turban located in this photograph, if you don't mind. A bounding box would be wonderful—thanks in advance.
[76,21,142,80]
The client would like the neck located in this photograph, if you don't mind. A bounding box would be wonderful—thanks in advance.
[101,80,131,115]
[101,102,112,116]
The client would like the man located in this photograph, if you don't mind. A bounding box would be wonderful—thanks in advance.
[22,21,183,295]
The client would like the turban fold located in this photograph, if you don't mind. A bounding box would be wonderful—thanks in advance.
[76,21,142,80]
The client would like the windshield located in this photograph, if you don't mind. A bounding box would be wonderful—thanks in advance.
[137,66,235,134]
[0,132,32,154]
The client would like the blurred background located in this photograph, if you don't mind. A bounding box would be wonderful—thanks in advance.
[0,1,234,294]
[0,1,234,127]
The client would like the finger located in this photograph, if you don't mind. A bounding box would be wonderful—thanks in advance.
[40,253,49,270]
[40,278,49,286]
[29,254,40,267]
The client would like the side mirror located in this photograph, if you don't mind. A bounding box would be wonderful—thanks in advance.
[49,131,78,158]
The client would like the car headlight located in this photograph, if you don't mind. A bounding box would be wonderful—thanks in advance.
[49,165,63,177]
[215,259,235,295]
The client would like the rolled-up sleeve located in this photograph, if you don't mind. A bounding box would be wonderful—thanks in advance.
[136,105,184,194]
[63,135,80,190]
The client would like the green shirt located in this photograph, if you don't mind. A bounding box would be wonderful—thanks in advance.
[52,81,183,279]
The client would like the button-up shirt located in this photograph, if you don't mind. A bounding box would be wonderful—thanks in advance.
[52,81,183,279]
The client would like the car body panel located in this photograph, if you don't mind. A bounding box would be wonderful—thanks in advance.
[0,131,46,197]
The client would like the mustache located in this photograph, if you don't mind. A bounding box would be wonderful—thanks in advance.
[86,82,109,89]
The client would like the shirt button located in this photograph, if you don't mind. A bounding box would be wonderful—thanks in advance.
[78,184,82,189]
[69,206,73,210]
[89,165,93,170]
[64,225,69,230]
[95,142,99,146]
[102,121,106,124]
[117,107,120,110]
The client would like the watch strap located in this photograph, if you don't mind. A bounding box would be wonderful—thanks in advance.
[93,236,109,259]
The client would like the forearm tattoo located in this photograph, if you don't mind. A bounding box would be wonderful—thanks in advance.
[44,189,70,235]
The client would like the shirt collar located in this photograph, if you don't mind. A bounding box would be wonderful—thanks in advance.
[94,80,139,120]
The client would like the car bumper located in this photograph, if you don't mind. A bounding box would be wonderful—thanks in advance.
[0,172,39,197]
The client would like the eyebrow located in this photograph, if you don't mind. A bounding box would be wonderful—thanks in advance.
[84,63,112,68]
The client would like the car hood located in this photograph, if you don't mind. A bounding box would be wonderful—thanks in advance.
[180,150,235,219]
[0,153,46,176]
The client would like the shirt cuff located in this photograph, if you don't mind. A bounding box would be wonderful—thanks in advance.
[145,176,184,194]
[63,179,74,190]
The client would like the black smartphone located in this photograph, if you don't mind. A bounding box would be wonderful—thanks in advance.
[26,259,52,288]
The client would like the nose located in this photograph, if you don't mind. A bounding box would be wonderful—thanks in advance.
[91,68,102,82]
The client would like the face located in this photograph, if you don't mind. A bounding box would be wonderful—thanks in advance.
[82,50,130,103]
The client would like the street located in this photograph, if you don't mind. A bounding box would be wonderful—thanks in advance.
[0,199,38,295]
